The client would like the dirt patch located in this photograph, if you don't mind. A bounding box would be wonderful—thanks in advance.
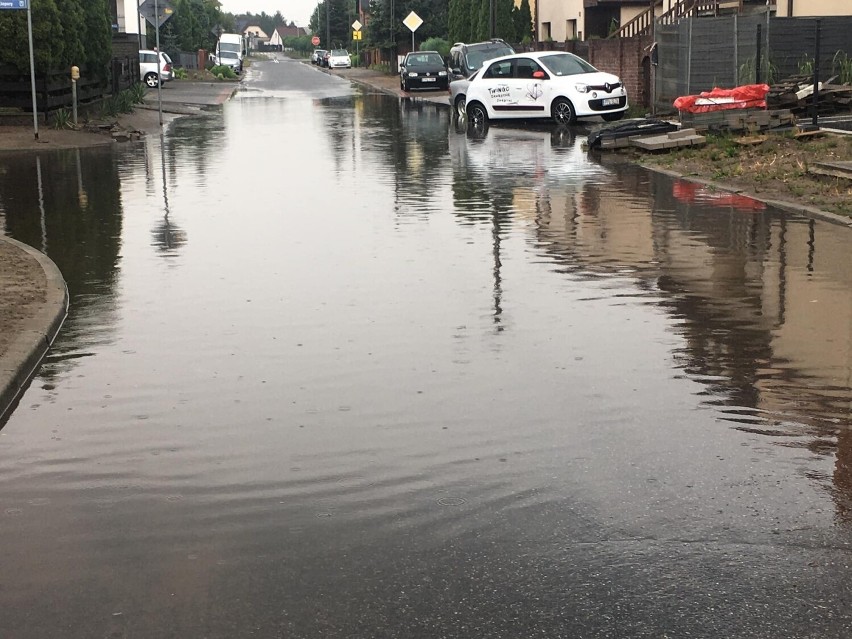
[636,132,852,217]
[0,242,46,359]
[0,107,179,154]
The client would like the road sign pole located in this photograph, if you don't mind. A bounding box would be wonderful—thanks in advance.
[154,0,163,127]
[26,0,38,140]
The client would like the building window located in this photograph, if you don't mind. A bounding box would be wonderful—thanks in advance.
[542,21,552,40]
[567,19,577,40]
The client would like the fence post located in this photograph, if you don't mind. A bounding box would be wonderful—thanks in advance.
[755,23,762,84]
[811,18,821,127]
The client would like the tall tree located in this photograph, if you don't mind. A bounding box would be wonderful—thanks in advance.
[81,0,112,74]
[0,0,64,73]
[513,0,532,42]
[495,0,512,41]
[56,0,85,67]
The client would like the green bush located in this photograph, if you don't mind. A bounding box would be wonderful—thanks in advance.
[350,54,360,67]
[52,108,72,129]
[421,38,450,58]
[129,83,146,104]
[173,67,188,79]
[210,64,237,79]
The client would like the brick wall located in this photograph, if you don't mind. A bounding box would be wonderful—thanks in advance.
[588,35,653,108]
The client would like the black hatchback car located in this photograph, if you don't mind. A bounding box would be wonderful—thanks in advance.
[399,51,449,92]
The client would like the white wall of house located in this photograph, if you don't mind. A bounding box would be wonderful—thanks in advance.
[778,0,852,17]
[538,0,584,41]
[116,0,143,34]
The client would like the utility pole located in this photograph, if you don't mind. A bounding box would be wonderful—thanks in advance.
[326,0,330,49]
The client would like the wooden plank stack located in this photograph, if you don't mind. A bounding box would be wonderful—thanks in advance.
[767,74,852,115]
[679,108,796,132]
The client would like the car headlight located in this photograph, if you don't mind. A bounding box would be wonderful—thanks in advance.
[408,72,418,77]
[575,83,589,93]
[438,71,447,76]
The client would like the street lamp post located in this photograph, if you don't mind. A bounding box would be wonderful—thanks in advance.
[216,25,223,65]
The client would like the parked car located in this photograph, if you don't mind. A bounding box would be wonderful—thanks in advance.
[447,39,515,117]
[327,49,352,69]
[211,49,242,74]
[139,49,173,88]
[311,49,326,65]
[399,51,449,92]
[449,39,515,80]
[464,51,628,126]
[449,70,479,118]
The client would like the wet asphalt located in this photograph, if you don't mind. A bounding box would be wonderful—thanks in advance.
[0,55,851,638]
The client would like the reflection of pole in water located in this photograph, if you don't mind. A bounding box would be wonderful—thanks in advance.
[491,207,503,331]
[159,132,172,248]
[36,156,46,254]
[75,149,88,208]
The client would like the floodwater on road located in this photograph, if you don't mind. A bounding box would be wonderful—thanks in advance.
[1,57,851,637]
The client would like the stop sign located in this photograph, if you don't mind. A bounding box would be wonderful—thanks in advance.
[311,36,320,46]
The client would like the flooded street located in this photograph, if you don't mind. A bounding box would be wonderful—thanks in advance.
[1,57,852,637]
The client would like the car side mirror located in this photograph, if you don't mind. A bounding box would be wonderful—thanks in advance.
[533,71,545,79]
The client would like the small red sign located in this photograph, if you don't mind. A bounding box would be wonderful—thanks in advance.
[311,36,320,46]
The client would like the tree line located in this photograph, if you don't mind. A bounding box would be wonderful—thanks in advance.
[308,0,533,52]
[0,0,111,75]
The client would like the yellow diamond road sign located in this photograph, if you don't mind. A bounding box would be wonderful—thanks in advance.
[403,11,423,32]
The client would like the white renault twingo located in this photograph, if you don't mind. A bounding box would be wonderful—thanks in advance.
[464,51,628,126]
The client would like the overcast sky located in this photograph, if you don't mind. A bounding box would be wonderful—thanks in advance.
[219,1,315,28]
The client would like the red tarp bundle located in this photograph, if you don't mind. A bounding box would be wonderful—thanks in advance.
[673,84,770,113]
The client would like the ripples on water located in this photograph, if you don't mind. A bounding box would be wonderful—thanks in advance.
[1,65,851,636]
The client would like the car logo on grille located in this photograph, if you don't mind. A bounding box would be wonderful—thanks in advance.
[605,83,611,92]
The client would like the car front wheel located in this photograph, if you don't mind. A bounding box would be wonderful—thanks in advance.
[552,97,576,125]
[144,72,160,88]
[466,101,488,127]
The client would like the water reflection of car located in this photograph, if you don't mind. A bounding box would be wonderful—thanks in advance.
[399,51,449,92]
[465,51,628,126]
[327,49,352,69]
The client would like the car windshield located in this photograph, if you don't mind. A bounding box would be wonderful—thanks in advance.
[331,49,348,56]
[407,53,444,66]
[464,44,513,70]
[540,53,597,76]
[221,51,239,59]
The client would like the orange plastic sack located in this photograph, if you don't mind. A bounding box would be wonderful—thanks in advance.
[673,84,770,113]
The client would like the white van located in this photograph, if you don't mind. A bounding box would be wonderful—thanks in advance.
[215,33,246,73]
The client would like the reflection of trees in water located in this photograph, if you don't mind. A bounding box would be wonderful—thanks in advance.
[164,114,226,179]
[318,92,451,211]
[532,165,852,524]
[0,147,124,380]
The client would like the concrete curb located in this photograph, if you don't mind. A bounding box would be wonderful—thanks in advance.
[0,238,69,426]
[641,164,852,227]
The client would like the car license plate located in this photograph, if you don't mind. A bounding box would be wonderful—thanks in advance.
[422,77,436,82]
[602,97,620,106]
